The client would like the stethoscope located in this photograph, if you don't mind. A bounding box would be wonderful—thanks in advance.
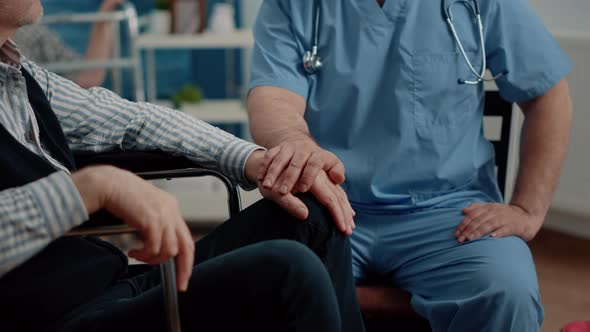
[302,0,323,74]
[303,0,508,85]
[443,0,507,84]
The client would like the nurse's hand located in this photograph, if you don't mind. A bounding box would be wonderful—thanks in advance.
[455,203,544,243]
[258,140,345,195]
[308,171,355,235]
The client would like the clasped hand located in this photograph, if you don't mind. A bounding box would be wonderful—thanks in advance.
[255,141,356,235]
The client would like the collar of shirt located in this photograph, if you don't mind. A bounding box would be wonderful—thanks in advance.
[0,40,70,174]
[0,39,22,69]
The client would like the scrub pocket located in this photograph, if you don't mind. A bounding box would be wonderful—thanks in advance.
[412,52,479,144]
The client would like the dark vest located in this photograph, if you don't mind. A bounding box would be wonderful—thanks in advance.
[0,69,127,331]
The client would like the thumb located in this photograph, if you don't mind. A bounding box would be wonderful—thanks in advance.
[278,193,309,220]
[325,161,345,184]
[490,226,511,238]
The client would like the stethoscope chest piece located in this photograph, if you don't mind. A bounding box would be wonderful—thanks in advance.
[303,46,323,74]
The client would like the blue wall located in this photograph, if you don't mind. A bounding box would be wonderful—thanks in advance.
[41,0,243,100]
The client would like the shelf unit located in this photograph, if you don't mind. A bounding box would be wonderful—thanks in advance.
[136,30,254,49]
[137,29,254,126]
[39,2,144,101]
[154,99,248,124]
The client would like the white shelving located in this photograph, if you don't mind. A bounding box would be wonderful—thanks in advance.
[137,29,254,105]
[155,99,248,124]
[42,59,136,72]
[40,3,144,101]
[137,29,254,49]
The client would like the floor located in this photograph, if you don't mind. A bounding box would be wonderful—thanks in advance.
[530,229,590,332]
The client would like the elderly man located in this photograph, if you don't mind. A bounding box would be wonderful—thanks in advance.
[0,1,364,331]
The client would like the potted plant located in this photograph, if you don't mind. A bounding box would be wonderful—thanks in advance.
[171,84,204,109]
[150,0,171,34]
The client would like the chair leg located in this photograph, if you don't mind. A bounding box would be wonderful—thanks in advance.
[160,259,182,332]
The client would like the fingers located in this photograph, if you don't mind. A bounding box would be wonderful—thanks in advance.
[456,204,490,235]
[275,150,311,194]
[277,193,309,220]
[258,144,346,198]
[128,217,162,262]
[130,220,194,292]
[335,185,354,235]
[262,146,293,189]
[101,170,194,290]
[258,146,281,184]
[456,203,522,243]
[296,152,323,192]
[310,178,347,234]
[258,180,309,220]
[457,213,496,243]
[490,226,511,238]
[324,153,346,184]
[130,224,177,264]
[175,223,195,292]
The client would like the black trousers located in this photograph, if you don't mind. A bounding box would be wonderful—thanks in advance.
[53,194,364,332]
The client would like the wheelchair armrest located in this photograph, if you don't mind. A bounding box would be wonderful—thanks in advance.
[72,150,243,227]
[67,210,133,236]
[74,150,196,174]
[70,151,204,236]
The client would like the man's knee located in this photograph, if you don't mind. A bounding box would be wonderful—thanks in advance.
[297,192,337,233]
[468,262,544,327]
[256,240,339,298]
[255,240,326,276]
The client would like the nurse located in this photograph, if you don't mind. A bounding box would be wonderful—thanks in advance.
[248,0,573,331]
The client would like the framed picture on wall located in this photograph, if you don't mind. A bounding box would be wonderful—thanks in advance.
[171,0,207,34]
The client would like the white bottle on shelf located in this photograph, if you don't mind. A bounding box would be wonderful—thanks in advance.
[208,3,236,34]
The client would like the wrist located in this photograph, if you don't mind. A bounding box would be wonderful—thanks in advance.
[509,200,547,220]
[261,129,316,149]
[71,166,115,214]
[245,149,266,183]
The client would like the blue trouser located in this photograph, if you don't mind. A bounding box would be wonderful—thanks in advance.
[351,207,544,332]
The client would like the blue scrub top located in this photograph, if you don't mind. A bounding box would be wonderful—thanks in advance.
[249,0,571,211]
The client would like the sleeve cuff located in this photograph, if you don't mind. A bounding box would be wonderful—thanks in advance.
[248,76,310,100]
[216,139,265,189]
[27,172,89,237]
[499,58,573,103]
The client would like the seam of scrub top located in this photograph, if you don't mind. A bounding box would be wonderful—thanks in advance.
[351,0,408,26]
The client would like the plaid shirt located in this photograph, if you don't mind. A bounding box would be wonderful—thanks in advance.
[0,40,260,277]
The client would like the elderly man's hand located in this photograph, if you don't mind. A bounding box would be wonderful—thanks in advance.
[455,203,544,243]
[71,166,194,292]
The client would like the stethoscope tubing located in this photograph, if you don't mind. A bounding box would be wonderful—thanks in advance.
[444,0,505,84]
[305,0,505,83]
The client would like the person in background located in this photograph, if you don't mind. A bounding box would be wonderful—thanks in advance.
[13,0,123,88]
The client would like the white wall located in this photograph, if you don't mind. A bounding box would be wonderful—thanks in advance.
[526,1,590,226]
[529,0,590,33]
[549,33,590,217]
[240,0,262,27]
